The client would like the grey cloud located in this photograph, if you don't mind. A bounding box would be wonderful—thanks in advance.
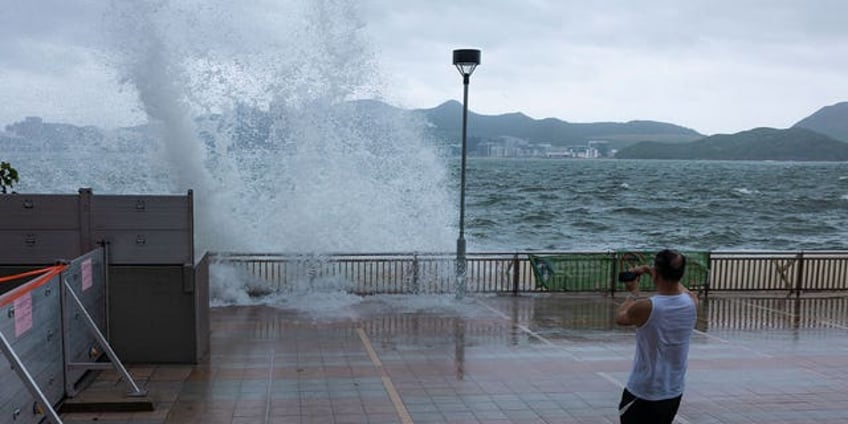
[0,1,108,46]
[2,0,846,134]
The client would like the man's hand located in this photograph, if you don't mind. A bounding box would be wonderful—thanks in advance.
[623,265,651,294]
[616,265,652,326]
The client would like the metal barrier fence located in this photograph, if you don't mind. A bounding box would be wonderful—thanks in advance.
[213,252,530,295]
[0,248,144,424]
[211,250,848,295]
[709,251,848,293]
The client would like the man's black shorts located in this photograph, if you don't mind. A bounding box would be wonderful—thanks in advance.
[618,388,682,424]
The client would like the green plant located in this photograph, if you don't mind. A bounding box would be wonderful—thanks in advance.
[1,161,19,194]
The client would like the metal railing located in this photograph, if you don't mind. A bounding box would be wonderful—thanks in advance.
[708,251,848,294]
[211,250,848,296]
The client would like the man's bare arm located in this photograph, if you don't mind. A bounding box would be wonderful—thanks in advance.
[616,297,651,326]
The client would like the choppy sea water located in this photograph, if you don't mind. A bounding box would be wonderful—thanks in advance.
[462,158,848,252]
[7,149,847,253]
[8,149,848,253]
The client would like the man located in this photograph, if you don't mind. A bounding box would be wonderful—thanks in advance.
[616,249,698,424]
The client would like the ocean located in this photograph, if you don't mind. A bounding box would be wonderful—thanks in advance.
[7,149,847,253]
[462,158,848,252]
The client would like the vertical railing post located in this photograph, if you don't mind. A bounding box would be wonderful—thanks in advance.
[609,251,617,297]
[704,252,712,300]
[512,253,520,296]
[704,268,711,299]
[794,251,805,299]
[412,253,420,294]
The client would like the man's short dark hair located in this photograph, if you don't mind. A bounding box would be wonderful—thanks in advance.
[654,249,685,282]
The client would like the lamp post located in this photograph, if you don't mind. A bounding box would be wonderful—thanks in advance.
[452,48,480,300]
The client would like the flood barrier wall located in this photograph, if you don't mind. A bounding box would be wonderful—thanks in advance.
[0,190,208,364]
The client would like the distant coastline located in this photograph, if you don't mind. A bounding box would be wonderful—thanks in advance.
[3,100,847,161]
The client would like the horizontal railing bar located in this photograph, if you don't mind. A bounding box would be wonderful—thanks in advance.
[210,250,848,295]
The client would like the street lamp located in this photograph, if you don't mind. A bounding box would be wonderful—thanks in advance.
[452,48,480,299]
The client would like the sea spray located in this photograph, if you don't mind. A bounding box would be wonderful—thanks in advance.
[101,0,455,255]
[98,0,457,303]
[106,1,254,252]
[4,1,459,307]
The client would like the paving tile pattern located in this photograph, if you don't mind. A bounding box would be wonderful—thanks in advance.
[61,294,848,423]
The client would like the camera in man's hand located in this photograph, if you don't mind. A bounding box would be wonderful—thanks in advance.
[618,271,641,283]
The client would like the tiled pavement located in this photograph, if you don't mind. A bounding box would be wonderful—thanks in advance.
[61,293,848,423]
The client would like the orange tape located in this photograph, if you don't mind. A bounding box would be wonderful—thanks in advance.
[0,266,58,284]
[0,265,67,307]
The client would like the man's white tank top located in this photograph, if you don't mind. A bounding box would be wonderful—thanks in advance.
[625,293,696,401]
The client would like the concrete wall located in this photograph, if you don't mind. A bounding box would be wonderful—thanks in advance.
[0,189,208,364]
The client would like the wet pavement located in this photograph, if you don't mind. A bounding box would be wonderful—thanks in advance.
[61,293,848,423]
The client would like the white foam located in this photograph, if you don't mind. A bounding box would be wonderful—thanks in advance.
[209,262,255,306]
[10,1,456,256]
[266,290,366,321]
[208,261,499,319]
[733,187,758,195]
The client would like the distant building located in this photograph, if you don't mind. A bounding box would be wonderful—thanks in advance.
[5,116,44,139]
[546,145,600,159]
[546,151,573,158]
[587,140,611,157]
[472,136,611,159]
[479,136,531,157]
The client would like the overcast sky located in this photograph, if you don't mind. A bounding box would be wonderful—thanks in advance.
[2,0,847,136]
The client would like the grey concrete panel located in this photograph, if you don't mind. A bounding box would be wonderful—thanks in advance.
[0,230,81,264]
[1,190,202,366]
[0,194,80,230]
[94,230,191,265]
[92,195,190,230]
[108,266,198,363]
[1,192,193,266]
[194,253,210,362]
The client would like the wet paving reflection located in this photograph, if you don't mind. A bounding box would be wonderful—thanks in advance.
[349,293,848,370]
[231,293,848,358]
[62,293,848,423]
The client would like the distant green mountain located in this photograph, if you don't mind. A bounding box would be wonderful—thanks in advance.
[7,100,847,162]
[616,127,848,161]
[793,102,848,142]
[416,100,703,148]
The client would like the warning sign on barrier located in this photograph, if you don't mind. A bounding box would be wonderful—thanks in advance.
[82,258,93,291]
[14,293,32,337]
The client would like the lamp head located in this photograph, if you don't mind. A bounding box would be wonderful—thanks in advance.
[453,49,481,77]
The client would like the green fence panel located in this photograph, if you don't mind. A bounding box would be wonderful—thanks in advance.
[615,250,710,290]
[528,253,614,291]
